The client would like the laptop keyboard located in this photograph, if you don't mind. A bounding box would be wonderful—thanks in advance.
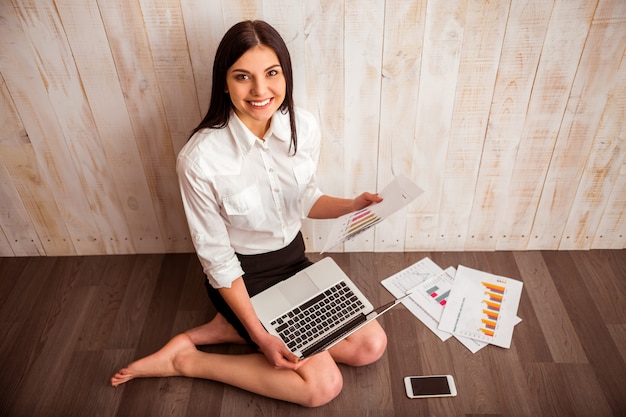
[270,281,365,351]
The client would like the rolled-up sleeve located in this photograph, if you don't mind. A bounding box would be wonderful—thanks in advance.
[176,155,243,288]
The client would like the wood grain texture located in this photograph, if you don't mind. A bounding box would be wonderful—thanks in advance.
[531,0,626,250]
[342,0,385,252]
[438,0,509,251]
[496,0,599,251]
[466,0,553,251]
[300,0,346,251]
[407,0,467,251]
[1,0,625,256]
[1,250,625,416]
[376,0,427,252]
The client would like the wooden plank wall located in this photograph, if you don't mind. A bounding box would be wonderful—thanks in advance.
[0,0,625,257]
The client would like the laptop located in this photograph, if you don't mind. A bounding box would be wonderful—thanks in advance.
[250,256,407,359]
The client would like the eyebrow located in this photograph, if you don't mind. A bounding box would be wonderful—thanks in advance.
[230,64,282,74]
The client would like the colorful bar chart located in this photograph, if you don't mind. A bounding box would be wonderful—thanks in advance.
[425,284,450,306]
[480,281,505,337]
[485,292,503,302]
[435,265,524,349]
[427,285,439,297]
[480,328,495,337]
[346,209,382,236]
[482,309,499,320]
[436,290,450,306]
[482,281,505,294]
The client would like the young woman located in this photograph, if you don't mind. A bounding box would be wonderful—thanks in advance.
[110,20,387,408]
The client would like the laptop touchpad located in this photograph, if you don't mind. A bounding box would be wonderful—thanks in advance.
[279,273,319,306]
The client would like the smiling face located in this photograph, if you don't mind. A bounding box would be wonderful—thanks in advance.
[225,45,286,138]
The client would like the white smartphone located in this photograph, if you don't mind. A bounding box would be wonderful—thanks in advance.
[404,375,457,399]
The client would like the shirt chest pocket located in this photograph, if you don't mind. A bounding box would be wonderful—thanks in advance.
[293,160,316,190]
[222,185,266,230]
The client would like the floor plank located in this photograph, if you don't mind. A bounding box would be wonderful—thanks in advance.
[513,251,587,363]
[541,251,626,415]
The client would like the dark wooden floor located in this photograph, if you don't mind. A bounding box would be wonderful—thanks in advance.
[0,250,625,417]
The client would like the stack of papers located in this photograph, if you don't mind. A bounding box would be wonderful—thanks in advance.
[381,258,523,353]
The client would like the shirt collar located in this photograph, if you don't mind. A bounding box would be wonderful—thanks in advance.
[228,110,291,153]
[228,112,257,153]
[266,110,291,143]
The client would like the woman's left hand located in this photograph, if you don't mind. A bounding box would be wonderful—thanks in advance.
[351,192,382,212]
[308,192,383,219]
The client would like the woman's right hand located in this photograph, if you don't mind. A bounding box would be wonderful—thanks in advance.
[217,278,309,369]
[254,331,308,370]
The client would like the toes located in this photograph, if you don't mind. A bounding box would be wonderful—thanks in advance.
[111,368,132,386]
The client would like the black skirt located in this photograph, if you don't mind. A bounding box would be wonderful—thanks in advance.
[204,231,312,347]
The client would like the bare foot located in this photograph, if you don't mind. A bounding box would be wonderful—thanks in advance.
[111,333,195,387]
[185,313,246,346]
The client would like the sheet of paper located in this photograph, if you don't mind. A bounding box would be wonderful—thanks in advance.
[408,267,455,319]
[381,257,444,298]
[321,174,423,253]
[381,257,452,341]
[405,267,488,353]
[438,265,523,349]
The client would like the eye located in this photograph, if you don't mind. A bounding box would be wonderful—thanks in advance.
[235,74,249,81]
[268,69,279,77]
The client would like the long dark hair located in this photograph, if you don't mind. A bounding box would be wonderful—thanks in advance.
[190,20,298,154]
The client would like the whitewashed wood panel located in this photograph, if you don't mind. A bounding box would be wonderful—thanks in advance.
[1,0,99,255]
[406,0,467,251]
[593,161,626,249]
[0,75,44,256]
[55,0,164,254]
[18,0,132,255]
[0,149,39,257]
[583,34,626,250]
[342,0,385,252]
[222,0,263,29]
[180,0,225,115]
[466,0,553,251]
[375,0,427,252]
[534,1,626,250]
[97,0,191,252]
[0,223,12,256]
[0,0,624,256]
[496,0,599,251]
[140,0,202,155]
[438,0,509,251]
[301,0,346,252]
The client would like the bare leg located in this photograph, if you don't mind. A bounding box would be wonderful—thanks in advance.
[111,333,343,407]
[110,318,385,406]
[111,334,192,384]
[110,314,244,387]
[185,313,246,345]
[329,320,388,366]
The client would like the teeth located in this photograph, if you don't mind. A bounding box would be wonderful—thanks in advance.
[250,98,271,107]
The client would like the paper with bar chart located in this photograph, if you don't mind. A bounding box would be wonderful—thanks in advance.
[409,268,454,321]
[381,257,452,341]
[321,174,423,253]
[390,265,491,353]
[438,265,523,349]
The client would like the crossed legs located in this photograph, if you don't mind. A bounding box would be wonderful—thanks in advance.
[110,313,387,407]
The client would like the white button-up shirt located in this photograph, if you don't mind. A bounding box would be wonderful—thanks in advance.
[176,108,323,288]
